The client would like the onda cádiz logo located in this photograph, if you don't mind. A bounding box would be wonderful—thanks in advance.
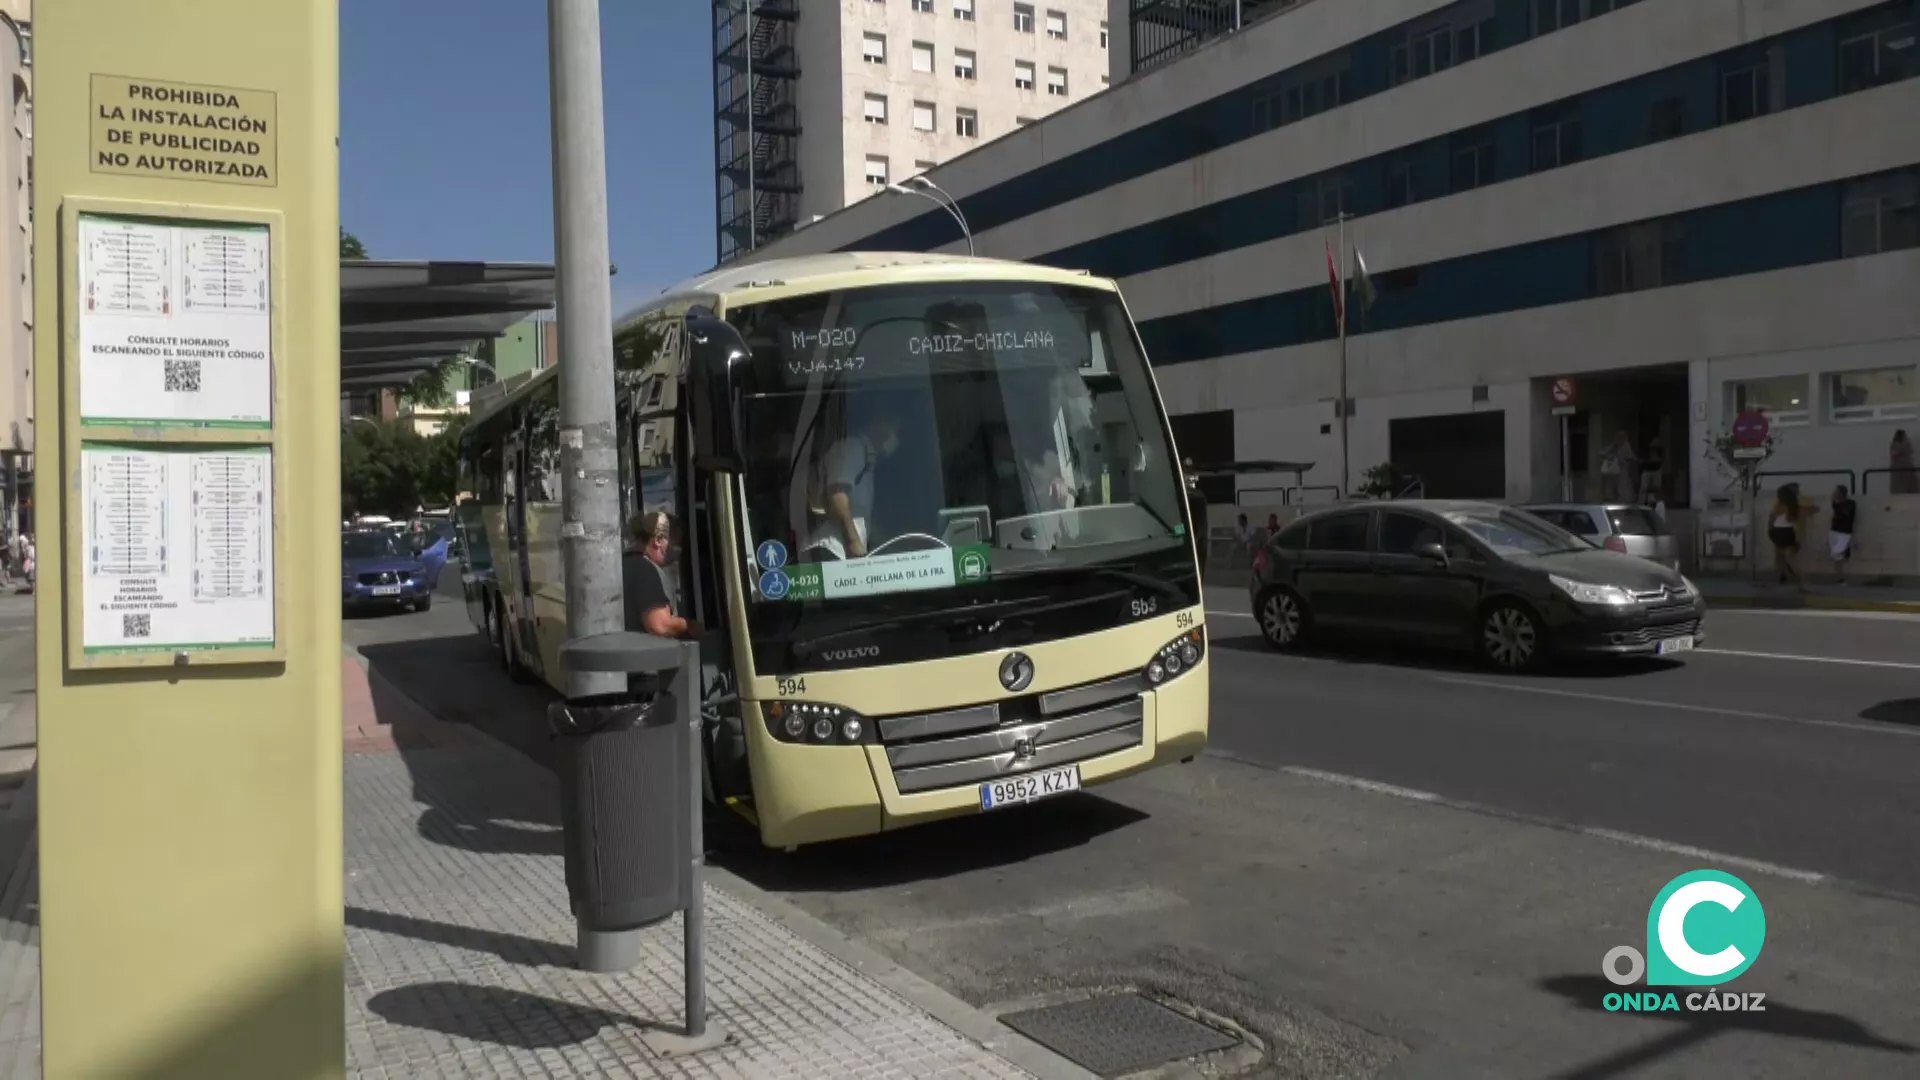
[1601,869,1768,1014]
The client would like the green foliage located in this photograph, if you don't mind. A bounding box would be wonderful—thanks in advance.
[341,415,468,517]
[395,355,467,410]
[340,228,369,260]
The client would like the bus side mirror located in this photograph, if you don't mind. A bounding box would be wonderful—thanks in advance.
[686,311,747,472]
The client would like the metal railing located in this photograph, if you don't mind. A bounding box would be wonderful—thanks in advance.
[1861,467,1920,495]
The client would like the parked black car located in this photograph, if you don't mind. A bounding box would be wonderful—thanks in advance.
[1249,500,1704,670]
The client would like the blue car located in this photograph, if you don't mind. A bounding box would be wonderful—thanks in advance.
[342,529,433,613]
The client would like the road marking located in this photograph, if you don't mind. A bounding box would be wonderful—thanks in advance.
[1431,676,1920,738]
[1697,647,1920,671]
[1276,765,1828,886]
[1709,608,1920,623]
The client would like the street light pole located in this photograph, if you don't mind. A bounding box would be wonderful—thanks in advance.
[547,0,633,972]
[888,177,975,255]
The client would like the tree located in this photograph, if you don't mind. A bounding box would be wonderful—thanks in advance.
[420,413,470,507]
[341,417,431,517]
[340,228,368,260]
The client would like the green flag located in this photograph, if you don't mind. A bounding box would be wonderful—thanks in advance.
[1353,245,1378,312]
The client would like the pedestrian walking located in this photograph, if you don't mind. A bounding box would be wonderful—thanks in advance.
[1828,485,1857,585]
[1767,483,1813,590]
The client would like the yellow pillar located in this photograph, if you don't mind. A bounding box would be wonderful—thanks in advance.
[32,2,343,1077]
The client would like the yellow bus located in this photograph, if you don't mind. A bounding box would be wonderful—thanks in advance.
[456,253,1209,848]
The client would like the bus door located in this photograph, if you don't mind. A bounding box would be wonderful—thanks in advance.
[502,431,538,663]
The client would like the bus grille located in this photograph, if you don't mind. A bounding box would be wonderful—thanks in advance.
[879,673,1145,795]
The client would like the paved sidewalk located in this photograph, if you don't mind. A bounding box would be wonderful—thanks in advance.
[343,653,1088,1079]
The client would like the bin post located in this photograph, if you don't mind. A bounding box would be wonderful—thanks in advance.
[556,631,729,1054]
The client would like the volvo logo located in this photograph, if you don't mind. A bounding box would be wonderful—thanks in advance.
[822,645,881,663]
[998,651,1035,692]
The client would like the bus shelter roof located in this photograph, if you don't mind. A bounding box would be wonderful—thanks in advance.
[340,259,556,389]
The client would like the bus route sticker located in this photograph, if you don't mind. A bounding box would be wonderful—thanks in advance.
[756,539,788,571]
[759,569,790,600]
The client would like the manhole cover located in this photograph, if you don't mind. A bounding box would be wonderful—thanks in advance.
[999,991,1241,1077]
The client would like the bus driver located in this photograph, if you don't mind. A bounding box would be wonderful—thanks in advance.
[806,410,901,561]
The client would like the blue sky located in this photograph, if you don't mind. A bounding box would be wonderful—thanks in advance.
[341,0,712,316]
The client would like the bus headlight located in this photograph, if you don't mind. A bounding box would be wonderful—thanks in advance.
[1144,629,1206,688]
[764,700,873,745]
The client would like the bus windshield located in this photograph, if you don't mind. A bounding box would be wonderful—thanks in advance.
[727,280,1188,608]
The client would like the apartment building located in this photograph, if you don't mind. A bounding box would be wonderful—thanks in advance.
[0,0,28,536]
[713,0,1110,264]
[741,0,1920,514]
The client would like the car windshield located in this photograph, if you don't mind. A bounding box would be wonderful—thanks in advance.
[342,532,404,560]
[727,279,1187,606]
[1442,508,1588,557]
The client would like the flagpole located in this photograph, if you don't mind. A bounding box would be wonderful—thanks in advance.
[1336,213,1350,499]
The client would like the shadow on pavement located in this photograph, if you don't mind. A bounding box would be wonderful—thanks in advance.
[361,634,560,771]
[714,790,1148,893]
[346,905,569,969]
[365,981,660,1050]
[1535,975,1916,1080]
[1210,633,1684,680]
[1857,698,1920,728]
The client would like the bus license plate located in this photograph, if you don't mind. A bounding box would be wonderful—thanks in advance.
[372,585,402,596]
[980,765,1081,810]
[1657,636,1695,655]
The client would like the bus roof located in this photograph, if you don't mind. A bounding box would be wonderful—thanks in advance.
[618,252,1116,327]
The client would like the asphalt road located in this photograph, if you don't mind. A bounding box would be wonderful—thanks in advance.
[350,581,1920,1079]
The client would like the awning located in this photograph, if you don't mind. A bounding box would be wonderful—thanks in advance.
[340,260,557,389]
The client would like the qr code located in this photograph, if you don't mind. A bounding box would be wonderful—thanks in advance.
[164,358,202,393]
[122,613,152,639]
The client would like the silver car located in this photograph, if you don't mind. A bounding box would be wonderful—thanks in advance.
[1520,503,1678,569]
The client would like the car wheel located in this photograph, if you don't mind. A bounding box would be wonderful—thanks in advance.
[1480,601,1544,672]
[417,593,433,612]
[1257,587,1310,650]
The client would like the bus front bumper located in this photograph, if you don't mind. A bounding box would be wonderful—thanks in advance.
[744,654,1210,849]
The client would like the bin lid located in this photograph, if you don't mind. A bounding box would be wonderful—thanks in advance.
[560,631,690,674]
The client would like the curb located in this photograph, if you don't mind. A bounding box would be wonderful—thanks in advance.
[345,642,1097,1080]
[1699,593,1920,614]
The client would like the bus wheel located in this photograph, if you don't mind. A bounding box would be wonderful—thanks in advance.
[1257,587,1310,649]
[496,597,533,684]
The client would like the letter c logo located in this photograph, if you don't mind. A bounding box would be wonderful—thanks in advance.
[1645,870,1766,987]
[1658,880,1747,978]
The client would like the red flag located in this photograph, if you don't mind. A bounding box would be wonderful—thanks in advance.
[1324,238,1344,330]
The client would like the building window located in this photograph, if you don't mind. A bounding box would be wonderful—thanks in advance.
[1015,60,1035,90]
[1530,107,1582,172]
[1827,368,1917,424]
[1392,15,1493,86]
[1295,174,1352,228]
[1100,21,1108,48]
[1046,9,1066,39]
[912,100,936,132]
[1720,61,1771,123]
[1594,219,1683,296]
[955,107,979,137]
[1450,137,1495,192]
[863,93,888,124]
[913,0,934,11]
[1841,170,1920,258]
[953,0,973,20]
[1839,20,1918,93]
[954,49,976,79]
[1647,96,1684,141]
[1534,0,1622,36]
[865,156,890,188]
[1386,160,1415,208]
[1046,66,1068,96]
[911,41,934,73]
[1731,376,1810,428]
[1014,3,1034,33]
[863,32,887,65]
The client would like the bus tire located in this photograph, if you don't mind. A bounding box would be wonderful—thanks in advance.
[497,596,533,684]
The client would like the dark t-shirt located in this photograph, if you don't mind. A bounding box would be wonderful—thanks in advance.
[1832,499,1857,535]
[622,553,675,630]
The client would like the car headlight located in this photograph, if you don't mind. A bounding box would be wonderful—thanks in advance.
[1549,574,1636,607]
[1677,575,1698,597]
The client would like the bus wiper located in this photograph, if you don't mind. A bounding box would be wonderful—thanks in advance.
[995,563,1185,601]
[791,594,1052,657]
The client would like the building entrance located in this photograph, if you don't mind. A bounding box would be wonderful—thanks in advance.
[1547,364,1690,507]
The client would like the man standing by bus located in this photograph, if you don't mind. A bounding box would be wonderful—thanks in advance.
[624,510,702,640]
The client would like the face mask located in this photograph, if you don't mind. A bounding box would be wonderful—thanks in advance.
[881,433,900,456]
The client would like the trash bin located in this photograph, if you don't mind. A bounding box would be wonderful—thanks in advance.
[549,689,686,932]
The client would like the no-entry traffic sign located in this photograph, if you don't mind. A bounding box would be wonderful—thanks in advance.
[1732,410,1771,448]
[1551,377,1577,406]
